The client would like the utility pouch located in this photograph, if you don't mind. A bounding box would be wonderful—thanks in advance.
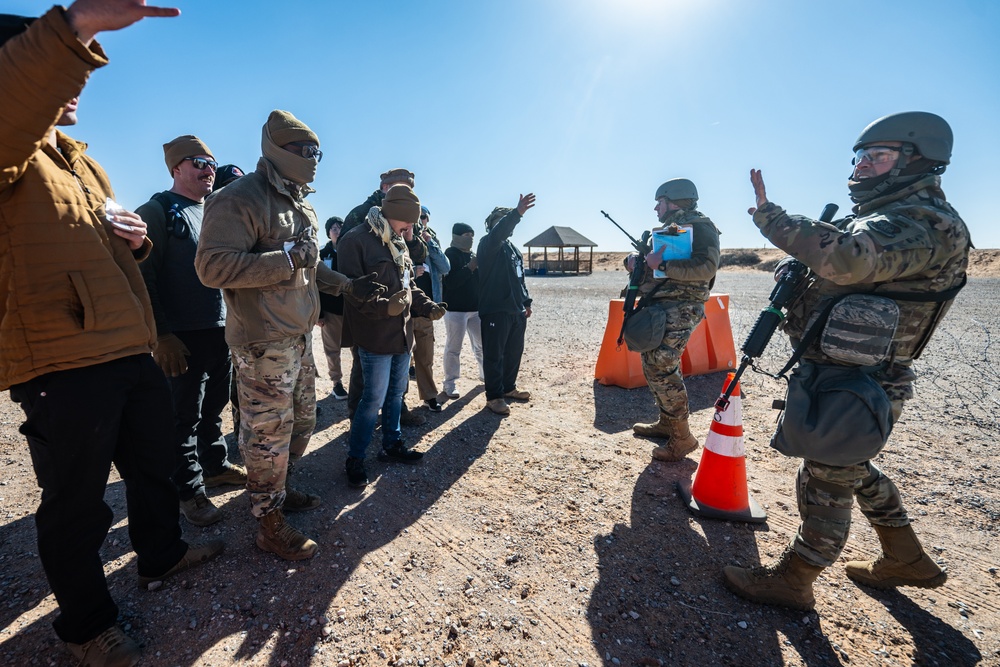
[623,304,667,353]
[770,362,893,466]
[820,294,899,366]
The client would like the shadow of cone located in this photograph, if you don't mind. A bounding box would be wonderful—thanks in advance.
[677,372,767,523]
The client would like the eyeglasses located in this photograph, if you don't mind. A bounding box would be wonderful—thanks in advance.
[184,157,218,171]
[853,146,900,166]
[286,141,323,162]
[419,215,429,221]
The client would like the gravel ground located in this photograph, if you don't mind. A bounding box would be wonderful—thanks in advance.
[0,259,997,667]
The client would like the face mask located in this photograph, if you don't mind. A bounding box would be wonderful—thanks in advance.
[452,234,474,251]
[262,126,318,184]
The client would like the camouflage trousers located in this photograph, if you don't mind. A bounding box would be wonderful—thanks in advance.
[793,396,908,567]
[639,300,704,419]
[231,334,316,518]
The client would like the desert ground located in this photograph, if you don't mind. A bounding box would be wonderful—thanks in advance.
[1,250,998,667]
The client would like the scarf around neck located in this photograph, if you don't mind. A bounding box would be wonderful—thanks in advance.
[366,206,410,274]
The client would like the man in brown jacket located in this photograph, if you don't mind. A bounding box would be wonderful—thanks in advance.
[339,185,447,488]
[0,3,223,666]
[196,110,385,562]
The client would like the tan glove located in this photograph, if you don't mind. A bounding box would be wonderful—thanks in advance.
[152,333,190,377]
[385,289,411,316]
[427,303,447,321]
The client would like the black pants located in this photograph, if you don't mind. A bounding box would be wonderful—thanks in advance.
[480,311,527,400]
[10,355,187,644]
[170,327,232,499]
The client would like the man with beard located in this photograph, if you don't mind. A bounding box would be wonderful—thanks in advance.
[724,112,970,610]
[137,135,247,529]
[196,110,385,561]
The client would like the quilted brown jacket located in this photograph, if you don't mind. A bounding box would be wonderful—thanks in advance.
[0,8,156,391]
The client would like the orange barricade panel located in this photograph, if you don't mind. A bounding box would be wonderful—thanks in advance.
[594,295,737,389]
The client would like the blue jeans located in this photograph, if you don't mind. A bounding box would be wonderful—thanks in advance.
[348,347,411,459]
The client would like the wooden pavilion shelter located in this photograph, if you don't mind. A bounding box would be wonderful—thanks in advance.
[523,226,597,274]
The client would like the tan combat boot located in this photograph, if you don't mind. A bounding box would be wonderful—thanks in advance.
[651,417,699,462]
[256,510,317,561]
[632,413,672,438]
[845,524,947,589]
[723,547,825,611]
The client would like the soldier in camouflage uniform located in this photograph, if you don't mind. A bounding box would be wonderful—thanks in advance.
[196,111,385,561]
[628,179,721,461]
[724,112,971,610]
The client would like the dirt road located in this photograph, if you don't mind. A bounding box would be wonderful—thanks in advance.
[0,264,997,666]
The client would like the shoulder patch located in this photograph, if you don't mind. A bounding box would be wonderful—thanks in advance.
[868,219,902,236]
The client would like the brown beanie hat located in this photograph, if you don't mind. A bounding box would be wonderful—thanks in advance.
[381,185,421,224]
[380,168,415,188]
[163,135,214,176]
[265,109,319,147]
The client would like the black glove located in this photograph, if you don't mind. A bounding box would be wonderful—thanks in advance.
[285,229,318,270]
[346,272,387,302]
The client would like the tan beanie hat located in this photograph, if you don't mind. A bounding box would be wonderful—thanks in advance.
[163,135,214,175]
[379,168,415,188]
[381,185,421,224]
[265,109,319,147]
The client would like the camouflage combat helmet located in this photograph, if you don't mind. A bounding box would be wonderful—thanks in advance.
[853,111,952,165]
[655,178,698,202]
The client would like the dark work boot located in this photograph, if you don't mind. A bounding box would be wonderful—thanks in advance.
[723,547,825,611]
[378,438,424,464]
[845,524,947,589]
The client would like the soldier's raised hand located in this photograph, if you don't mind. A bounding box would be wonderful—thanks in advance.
[748,169,769,215]
[67,0,180,45]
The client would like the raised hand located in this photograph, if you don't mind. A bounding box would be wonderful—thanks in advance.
[66,0,180,45]
[516,193,536,216]
[748,169,768,215]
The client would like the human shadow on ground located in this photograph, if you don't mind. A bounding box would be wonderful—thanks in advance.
[159,404,501,666]
[588,460,785,666]
[592,370,734,435]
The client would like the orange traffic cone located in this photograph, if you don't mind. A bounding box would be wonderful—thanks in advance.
[677,373,767,523]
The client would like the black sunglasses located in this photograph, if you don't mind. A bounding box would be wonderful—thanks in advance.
[286,141,323,162]
[184,157,218,171]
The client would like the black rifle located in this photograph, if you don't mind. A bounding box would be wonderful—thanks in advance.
[715,203,839,410]
[601,210,652,347]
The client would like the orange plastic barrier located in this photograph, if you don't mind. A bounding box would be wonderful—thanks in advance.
[677,373,767,523]
[594,295,737,389]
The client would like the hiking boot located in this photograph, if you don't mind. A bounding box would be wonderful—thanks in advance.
[400,404,427,426]
[138,539,225,590]
[845,524,947,590]
[486,398,510,415]
[256,510,317,561]
[378,439,424,464]
[179,493,222,527]
[504,388,531,401]
[424,397,443,412]
[66,625,140,667]
[332,382,348,400]
[633,414,672,438]
[284,486,321,512]
[723,547,824,611]
[651,417,699,462]
[345,456,369,488]
[204,461,247,488]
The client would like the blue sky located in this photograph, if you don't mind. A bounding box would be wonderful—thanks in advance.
[12,0,1000,250]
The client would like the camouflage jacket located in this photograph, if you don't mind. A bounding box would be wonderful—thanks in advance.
[752,175,970,368]
[637,208,721,304]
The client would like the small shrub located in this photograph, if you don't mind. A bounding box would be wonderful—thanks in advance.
[719,250,760,268]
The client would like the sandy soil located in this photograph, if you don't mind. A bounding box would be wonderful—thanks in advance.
[1,251,998,667]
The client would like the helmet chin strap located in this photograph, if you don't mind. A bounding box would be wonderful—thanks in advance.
[850,143,915,203]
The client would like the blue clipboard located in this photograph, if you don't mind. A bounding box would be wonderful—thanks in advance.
[652,225,693,278]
